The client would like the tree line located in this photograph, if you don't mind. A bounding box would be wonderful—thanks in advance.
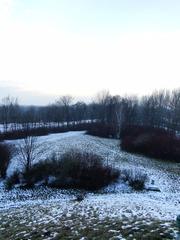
[0,89,180,136]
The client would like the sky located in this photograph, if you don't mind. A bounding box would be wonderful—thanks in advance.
[0,0,180,105]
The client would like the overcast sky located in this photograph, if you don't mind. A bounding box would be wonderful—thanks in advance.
[0,0,180,104]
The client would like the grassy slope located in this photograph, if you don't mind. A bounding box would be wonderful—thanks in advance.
[1,132,180,239]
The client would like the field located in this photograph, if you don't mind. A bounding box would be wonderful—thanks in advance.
[0,131,180,239]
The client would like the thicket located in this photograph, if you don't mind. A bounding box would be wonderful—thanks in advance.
[0,123,93,141]
[86,122,116,138]
[121,125,180,162]
[121,169,148,191]
[7,150,119,191]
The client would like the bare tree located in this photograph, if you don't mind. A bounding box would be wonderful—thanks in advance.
[56,95,74,125]
[1,96,19,132]
[95,90,111,123]
[170,89,180,130]
[114,97,124,138]
[72,101,87,123]
[17,130,42,172]
[141,90,170,129]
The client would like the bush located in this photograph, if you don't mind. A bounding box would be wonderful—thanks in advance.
[87,122,116,138]
[122,169,148,191]
[18,150,120,191]
[121,125,180,162]
[5,171,20,190]
[22,158,57,187]
[120,125,172,139]
[0,143,11,178]
[53,150,119,190]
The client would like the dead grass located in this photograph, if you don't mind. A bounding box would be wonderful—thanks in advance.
[0,204,176,240]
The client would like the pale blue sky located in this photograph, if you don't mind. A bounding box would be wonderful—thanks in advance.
[0,0,180,104]
[13,0,180,32]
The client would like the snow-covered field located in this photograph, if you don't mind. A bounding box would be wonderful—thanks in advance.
[0,131,180,239]
[0,120,94,133]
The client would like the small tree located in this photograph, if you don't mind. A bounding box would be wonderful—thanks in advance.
[17,129,42,173]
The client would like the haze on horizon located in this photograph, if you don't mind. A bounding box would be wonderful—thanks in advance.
[0,0,180,105]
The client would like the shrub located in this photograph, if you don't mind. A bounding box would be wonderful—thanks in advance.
[122,169,148,191]
[121,125,180,162]
[22,157,58,187]
[120,125,172,139]
[5,171,20,190]
[19,150,120,191]
[87,122,116,138]
[53,150,119,190]
[0,143,11,178]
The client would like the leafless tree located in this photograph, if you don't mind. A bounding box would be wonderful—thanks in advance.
[95,90,111,123]
[72,101,87,123]
[56,95,74,125]
[16,130,42,172]
[170,89,180,130]
[114,97,124,137]
[1,96,19,132]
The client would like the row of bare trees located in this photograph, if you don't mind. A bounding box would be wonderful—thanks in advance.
[0,90,180,135]
[95,89,180,134]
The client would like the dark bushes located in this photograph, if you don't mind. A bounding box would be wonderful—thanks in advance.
[87,122,116,138]
[0,122,94,141]
[0,143,11,178]
[0,127,48,141]
[22,159,56,187]
[0,122,117,141]
[121,125,180,162]
[120,125,173,139]
[16,150,119,191]
[5,171,20,190]
[122,169,148,191]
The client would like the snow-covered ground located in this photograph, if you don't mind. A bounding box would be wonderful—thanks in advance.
[0,120,94,133]
[0,131,180,239]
